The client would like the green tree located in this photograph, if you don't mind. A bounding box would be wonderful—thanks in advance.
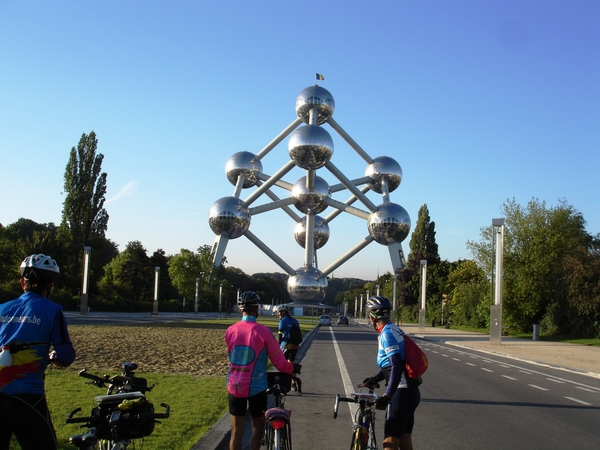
[467,197,597,336]
[399,204,443,319]
[59,131,109,293]
[97,241,151,304]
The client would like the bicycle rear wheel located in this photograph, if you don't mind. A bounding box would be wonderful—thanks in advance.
[280,424,292,450]
[264,425,274,450]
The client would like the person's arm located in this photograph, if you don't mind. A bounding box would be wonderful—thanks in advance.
[50,311,75,367]
[383,353,404,398]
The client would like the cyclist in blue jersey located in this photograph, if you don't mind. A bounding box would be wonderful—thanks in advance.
[0,254,76,450]
[275,305,302,394]
[361,296,420,450]
[225,292,300,450]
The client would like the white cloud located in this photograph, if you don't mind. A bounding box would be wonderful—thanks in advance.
[106,181,138,204]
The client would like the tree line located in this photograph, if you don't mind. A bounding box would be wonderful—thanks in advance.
[1,132,599,337]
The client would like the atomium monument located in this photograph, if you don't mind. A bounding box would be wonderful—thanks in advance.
[208,84,411,305]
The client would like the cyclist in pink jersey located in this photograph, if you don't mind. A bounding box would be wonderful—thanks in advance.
[225,291,300,450]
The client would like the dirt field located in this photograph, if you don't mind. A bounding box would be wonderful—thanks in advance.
[67,325,231,377]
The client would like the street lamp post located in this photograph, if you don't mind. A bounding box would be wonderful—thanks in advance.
[195,272,204,314]
[419,260,427,330]
[152,267,160,315]
[219,283,223,318]
[490,218,505,345]
[80,246,91,316]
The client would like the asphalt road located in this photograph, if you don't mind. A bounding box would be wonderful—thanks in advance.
[271,322,600,450]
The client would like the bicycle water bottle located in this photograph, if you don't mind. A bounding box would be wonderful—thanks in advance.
[0,345,12,367]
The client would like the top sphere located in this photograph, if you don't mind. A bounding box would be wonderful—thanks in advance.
[296,86,335,125]
[226,152,263,188]
[365,156,403,194]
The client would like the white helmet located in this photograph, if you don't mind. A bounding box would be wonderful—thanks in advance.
[275,305,289,313]
[20,254,60,283]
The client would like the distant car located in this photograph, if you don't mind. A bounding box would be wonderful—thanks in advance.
[318,315,332,326]
[337,315,349,325]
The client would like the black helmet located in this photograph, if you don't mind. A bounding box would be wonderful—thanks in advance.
[20,254,60,283]
[365,296,392,319]
[238,291,260,311]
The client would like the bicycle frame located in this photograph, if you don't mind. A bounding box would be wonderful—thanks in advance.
[264,372,294,450]
[334,388,380,450]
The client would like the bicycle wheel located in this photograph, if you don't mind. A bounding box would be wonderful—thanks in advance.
[264,424,274,450]
[280,424,292,450]
[350,427,365,450]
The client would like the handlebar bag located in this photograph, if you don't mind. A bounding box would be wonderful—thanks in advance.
[90,393,156,440]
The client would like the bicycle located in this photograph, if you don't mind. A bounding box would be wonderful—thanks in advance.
[66,361,170,450]
[263,371,297,450]
[333,383,381,450]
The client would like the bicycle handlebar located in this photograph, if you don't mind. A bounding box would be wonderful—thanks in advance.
[78,368,154,393]
[66,402,170,424]
[333,391,379,419]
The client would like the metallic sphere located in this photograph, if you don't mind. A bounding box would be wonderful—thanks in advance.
[294,215,330,249]
[288,125,334,170]
[296,85,335,125]
[367,202,411,245]
[226,151,263,188]
[287,266,328,303]
[291,176,331,214]
[208,196,251,239]
[365,156,403,194]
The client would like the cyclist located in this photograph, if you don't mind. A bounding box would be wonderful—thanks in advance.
[362,296,420,450]
[0,254,76,450]
[225,291,300,450]
[275,305,302,395]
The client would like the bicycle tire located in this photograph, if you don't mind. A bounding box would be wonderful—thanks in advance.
[264,425,274,450]
[281,423,292,450]
[350,427,365,450]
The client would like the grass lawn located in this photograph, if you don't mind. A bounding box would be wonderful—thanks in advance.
[7,315,318,450]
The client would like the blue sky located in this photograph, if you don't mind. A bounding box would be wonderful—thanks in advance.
[1,1,598,279]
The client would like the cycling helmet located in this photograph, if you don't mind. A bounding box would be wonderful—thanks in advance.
[275,305,288,314]
[20,254,60,283]
[238,291,260,311]
[365,296,392,319]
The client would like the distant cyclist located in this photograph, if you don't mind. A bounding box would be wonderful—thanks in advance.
[276,305,302,395]
[225,292,300,450]
[0,254,76,450]
[361,296,420,450]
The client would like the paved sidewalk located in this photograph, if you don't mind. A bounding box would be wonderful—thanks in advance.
[398,322,600,378]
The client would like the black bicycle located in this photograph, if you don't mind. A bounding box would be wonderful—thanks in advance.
[333,383,381,450]
[66,361,170,450]
[263,372,295,450]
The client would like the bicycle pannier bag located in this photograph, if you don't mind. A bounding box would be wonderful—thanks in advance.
[403,335,428,379]
[91,393,155,440]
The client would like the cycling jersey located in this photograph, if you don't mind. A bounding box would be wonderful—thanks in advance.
[225,316,294,398]
[376,322,409,392]
[278,315,299,350]
[0,291,75,396]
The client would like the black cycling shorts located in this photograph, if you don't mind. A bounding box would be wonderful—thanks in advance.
[0,393,58,450]
[283,348,298,363]
[228,391,267,418]
[384,387,421,439]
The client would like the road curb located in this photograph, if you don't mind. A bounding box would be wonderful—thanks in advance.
[191,324,320,450]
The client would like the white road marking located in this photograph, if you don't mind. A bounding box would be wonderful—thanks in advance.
[529,384,549,391]
[564,397,593,406]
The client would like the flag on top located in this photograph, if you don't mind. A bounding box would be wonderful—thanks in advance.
[316,73,325,81]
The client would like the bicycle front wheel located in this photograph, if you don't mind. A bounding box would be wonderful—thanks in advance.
[350,427,365,450]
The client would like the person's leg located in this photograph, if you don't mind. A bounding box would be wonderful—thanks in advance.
[229,415,246,450]
[10,395,57,450]
[249,416,265,450]
[399,433,413,450]
[228,394,248,450]
[0,395,13,450]
[383,436,400,449]
[247,391,267,450]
